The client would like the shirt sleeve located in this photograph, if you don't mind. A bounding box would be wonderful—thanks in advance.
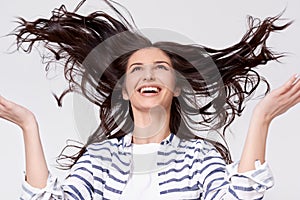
[199,146,274,200]
[20,150,95,200]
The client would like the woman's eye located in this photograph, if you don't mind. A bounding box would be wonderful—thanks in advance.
[156,64,169,70]
[131,66,142,73]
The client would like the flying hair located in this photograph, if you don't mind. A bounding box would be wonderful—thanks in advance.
[11,0,292,166]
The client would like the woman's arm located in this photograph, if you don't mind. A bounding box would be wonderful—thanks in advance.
[238,74,300,172]
[0,96,48,188]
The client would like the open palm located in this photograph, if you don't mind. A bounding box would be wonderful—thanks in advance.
[255,75,300,123]
[0,96,36,130]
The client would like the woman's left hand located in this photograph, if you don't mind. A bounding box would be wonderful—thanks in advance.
[254,74,300,123]
[238,74,300,173]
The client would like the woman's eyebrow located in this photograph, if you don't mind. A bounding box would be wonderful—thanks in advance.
[128,61,171,68]
[129,62,143,68]
[154,61,171,66]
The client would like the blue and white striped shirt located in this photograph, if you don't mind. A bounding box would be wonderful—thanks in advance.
[21,133,274,199]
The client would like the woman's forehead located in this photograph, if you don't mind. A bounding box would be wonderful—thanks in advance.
[127,47,171,65]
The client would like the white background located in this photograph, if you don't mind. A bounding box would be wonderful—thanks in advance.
[0,0,300,199]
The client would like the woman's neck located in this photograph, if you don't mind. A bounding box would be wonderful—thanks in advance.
[131,105,171,144]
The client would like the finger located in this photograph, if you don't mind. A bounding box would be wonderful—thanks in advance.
[282,84,300,110]
[0,94,8,101]
[292,74,300,85]
[289,74,300,93]
[278,74,300,95]
[285,74,299,87]
[290,84,300,102]
[0,95,5,106]
[285,96,300,112]
[0,95,8,106]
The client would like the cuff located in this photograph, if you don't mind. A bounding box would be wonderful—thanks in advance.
[20,172,63,200]
[226,160,274,193]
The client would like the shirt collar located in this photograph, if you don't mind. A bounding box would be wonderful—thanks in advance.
[120,132,181,148]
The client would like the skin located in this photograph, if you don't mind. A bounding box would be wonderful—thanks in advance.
[122,47,180,144]
[0,96,48,188]
[0,47,300,188]
[238,75,300,172]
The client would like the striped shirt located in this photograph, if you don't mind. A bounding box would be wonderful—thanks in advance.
[21,133,274,199]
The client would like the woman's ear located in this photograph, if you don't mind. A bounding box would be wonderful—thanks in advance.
[173,87,181,97]
[122,86,129,100]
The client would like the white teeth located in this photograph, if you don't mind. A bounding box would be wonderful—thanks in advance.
[140,87,159,93]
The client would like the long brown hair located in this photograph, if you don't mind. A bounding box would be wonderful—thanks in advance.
[12,0,291,166]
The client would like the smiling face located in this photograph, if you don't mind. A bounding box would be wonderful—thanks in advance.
[122,47,180,113]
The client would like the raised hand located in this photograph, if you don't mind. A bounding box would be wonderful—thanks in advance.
[0,95,48,188]
[239,74,300,173]
[254,74,300,123]
[0,95,36,130]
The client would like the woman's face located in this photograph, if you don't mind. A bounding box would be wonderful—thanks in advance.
[122,47,180,112]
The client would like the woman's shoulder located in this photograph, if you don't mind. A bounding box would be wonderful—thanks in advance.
[86,137,121,150]
[83,137,124,158]
[178,136,219,155]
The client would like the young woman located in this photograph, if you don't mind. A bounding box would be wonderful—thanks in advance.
[0,0,299,199]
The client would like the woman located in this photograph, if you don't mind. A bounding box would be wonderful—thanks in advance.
[0,0,299,199]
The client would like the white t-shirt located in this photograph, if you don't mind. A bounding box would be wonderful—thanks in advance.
[120,143,162,200]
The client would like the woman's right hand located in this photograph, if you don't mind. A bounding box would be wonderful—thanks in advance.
[0,95,37,131]
[1,95,49,188]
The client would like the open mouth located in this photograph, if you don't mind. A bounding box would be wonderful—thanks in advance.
[138,86,161,94]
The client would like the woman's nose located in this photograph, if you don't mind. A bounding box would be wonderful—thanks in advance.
[143,67,155,81]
